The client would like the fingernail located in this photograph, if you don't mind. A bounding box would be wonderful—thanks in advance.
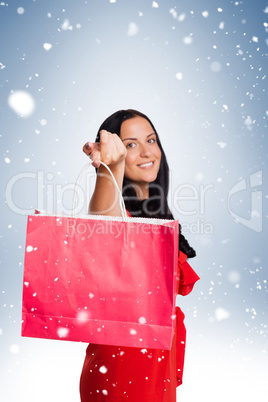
[85,142,90,150]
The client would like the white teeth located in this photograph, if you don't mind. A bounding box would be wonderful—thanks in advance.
[139,162,153,167]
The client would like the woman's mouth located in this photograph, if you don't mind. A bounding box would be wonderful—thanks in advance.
[137,161,154,168]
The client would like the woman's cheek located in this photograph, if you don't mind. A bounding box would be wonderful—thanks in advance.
[125,151,137,167]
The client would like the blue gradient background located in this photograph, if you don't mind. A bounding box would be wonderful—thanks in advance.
[0,1,267,401]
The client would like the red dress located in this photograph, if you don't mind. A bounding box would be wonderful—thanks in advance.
[80,251,199,401]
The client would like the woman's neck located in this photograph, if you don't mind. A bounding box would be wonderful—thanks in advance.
[133,182,149,200]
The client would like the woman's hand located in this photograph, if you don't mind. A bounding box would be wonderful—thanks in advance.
[82,130,127,168]
[82,130,126,216]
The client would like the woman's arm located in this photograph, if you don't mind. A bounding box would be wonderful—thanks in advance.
[82,130,127,217]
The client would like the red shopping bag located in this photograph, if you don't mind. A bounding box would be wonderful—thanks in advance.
[22,213,178,349]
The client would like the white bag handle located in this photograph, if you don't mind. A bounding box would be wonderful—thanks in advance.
[72,161,128,221]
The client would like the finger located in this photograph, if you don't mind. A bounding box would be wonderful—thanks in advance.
[83,141,98,156]
[113,133,127,158]
[90,149,101,168]
[83,141,93,155]
[99,130,109,144]
[99,130,113,162]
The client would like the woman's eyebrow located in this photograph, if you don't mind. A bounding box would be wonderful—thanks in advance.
[122,132,155,142]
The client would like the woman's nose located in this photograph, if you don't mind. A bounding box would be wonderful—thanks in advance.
[139,143,151,157]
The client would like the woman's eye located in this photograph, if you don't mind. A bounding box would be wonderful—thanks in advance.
[148,138,156,144]
[126,142,136,149]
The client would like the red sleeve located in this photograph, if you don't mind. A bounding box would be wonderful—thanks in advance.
[177,251,200,296]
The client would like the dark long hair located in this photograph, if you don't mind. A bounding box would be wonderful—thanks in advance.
[95,109,196,258]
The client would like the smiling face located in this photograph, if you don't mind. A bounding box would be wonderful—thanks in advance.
[120,116,161,199]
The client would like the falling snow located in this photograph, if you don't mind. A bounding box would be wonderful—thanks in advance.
[227,271,241,284]
[210,61,222,72]
[138,317,146,324]
[182,36,193,45]
[202,11,209,18]
[40,119,47,126]
[217,141,227,149]
[178,13,186,22]
[43,43,53,51]
[10,344,20,354]
[8,91,35,117]
[61,19,73,31]
[127,22,139,36]
[99,365,108,374]
[17,7,24,15]
[76,310,90,322]
[1,1,267,401]
[215,307,231,321]
[175,72,183,80]
[57,327,69,338]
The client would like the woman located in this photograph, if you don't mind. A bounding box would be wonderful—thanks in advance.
[80,109,199,401]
